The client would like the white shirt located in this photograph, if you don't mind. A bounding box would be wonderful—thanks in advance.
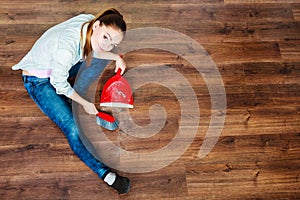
[12,14,94,97]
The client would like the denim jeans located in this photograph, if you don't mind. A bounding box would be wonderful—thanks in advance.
[22,58,111,179]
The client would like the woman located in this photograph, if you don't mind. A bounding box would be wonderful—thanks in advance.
[12,8,130,194]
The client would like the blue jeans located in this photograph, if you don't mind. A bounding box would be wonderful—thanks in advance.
[22,58,111,179]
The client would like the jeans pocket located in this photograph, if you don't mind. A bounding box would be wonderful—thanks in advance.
[23,76,49,89]
[33,78,49,88]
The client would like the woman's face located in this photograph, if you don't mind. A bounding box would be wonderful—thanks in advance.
[91,20,123,53]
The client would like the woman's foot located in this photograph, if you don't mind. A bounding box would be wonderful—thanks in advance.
[104,172,130,194]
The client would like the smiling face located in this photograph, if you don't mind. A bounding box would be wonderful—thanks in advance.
[91,20,124,53]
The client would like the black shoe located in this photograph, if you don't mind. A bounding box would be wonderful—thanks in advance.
[110,174,130,194]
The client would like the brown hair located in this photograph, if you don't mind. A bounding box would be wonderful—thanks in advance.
[80,8,126,62]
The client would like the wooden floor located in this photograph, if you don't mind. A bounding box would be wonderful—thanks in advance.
[1,0,300,199]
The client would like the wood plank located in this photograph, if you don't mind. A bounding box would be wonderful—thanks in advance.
[129,3,294,24]
[186,161,300,199]
[203,42,283,64]
[1,172,121,200]
[184,132,300,198]
[225,0,300,3]
[252,21,300,42]
[292,3,300,21]
[185,21,299,43]
[279,41,300,62]
[123,164,188,199]
[0,117,64,146]
[244,62,300,84]
[184,131,300,162]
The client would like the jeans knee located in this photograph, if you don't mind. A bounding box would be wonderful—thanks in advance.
[62,123,81,151]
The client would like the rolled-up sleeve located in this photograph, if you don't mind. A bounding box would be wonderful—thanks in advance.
[50,49,75,97]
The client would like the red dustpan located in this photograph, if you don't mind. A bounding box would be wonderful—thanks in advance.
[100,69,134,108]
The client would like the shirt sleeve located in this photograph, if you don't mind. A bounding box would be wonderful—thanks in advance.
[50,49,75,97]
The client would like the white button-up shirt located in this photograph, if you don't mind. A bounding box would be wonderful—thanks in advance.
[12,14,94,97]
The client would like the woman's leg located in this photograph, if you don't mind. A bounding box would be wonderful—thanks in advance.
[73,58,109,98]
[22,75,130,194]
[22,75,110,179]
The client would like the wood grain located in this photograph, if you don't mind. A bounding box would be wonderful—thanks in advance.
[1,0,300,199]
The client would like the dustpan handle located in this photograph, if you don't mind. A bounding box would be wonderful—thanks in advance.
[116,54,123,76]
[116,68,122,76]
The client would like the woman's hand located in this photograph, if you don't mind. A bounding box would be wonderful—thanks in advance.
[94,52,126,75]
[115,55,126,75]
[82,101,98,115]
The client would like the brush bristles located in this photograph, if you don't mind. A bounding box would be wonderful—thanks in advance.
[96,116,119,131]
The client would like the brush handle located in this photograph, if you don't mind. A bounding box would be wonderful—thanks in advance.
[96,112,115,123]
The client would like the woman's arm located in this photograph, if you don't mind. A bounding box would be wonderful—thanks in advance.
[69,90,98,115]
[50,49,98,115]
[94,51,126,74]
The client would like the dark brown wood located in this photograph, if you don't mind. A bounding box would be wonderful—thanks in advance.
[1,0,300,199]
